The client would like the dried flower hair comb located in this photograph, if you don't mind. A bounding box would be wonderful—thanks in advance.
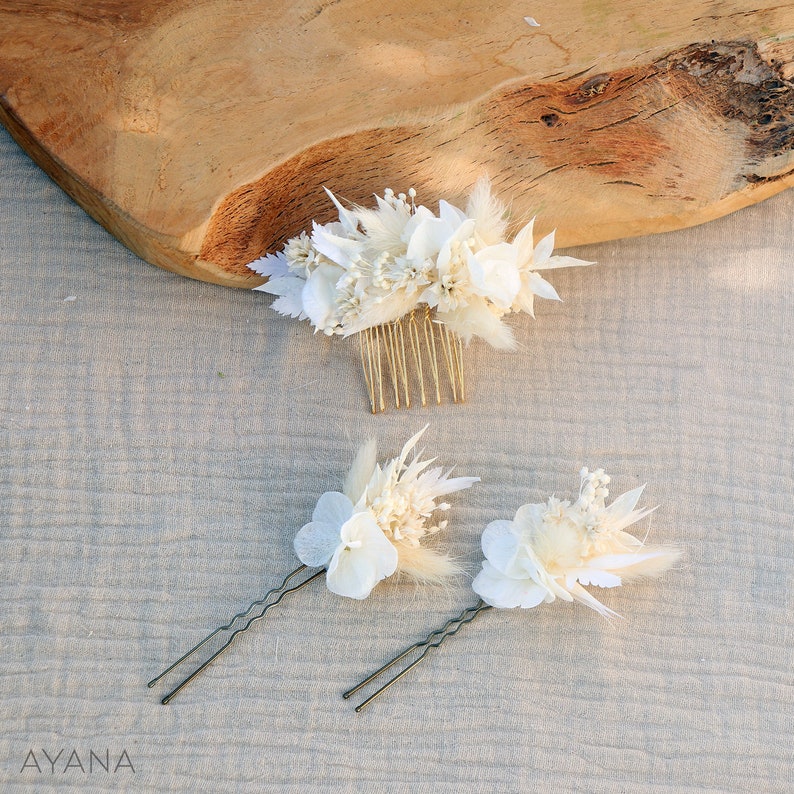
[248,178,593,412]
[345,467,682,711]
[148,427,477,703]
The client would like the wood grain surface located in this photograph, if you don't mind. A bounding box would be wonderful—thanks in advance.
[1,1,793,286]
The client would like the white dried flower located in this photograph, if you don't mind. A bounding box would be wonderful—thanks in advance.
[472,469,681,616]
[293,428,478,598]
[251,177,593,347]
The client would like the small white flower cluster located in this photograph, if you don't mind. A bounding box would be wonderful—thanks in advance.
[472,468,681,616]
[293,428,478,599]
[249,178,593,349]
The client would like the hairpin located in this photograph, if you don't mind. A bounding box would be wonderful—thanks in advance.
[345,467,682,711]
[248,178,593,412]
[148,426,478,703]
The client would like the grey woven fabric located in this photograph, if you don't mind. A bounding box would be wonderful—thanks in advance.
[1,125,792,793]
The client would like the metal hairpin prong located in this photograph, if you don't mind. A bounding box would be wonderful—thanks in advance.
[343,600,492,712]
[148,564,325,704]
[147,565,309,691]
[358,309,465,413]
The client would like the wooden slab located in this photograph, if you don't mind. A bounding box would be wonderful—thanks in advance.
[1,1,792,287]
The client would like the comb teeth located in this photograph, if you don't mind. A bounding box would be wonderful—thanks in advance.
[359,308,465,413]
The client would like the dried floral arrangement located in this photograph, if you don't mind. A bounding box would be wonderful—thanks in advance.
[249,178,592,411]
[346,467,681,711]
[148,428,477,703]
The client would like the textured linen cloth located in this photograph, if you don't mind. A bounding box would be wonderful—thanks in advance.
[1,125,792,793]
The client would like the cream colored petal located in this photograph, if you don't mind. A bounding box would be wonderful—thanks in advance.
[325,546,381,599]
[512,502,546,536]
[301,264,341,330]
[468,249,521,308]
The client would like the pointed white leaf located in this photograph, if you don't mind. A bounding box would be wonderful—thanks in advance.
[323,187,359,234]
[533,229,556,265]
[528,272,561,301]
[513,288,535,317]
[512,217,536,265]
[534,254,595,271]
[568,581,621,619]
[271,294,306,320]
[247,251,290,278]
[255,274,304,298]
[587,549,682,580]
[311,224,362,267]
[575,568,623,588]
[438,199,467,227]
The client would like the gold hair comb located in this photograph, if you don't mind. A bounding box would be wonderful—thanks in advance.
[248,178,593,412]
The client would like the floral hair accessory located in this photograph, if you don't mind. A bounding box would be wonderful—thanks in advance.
[148,427,477,703]
[345,467,681,711]
[248,178,593,412]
